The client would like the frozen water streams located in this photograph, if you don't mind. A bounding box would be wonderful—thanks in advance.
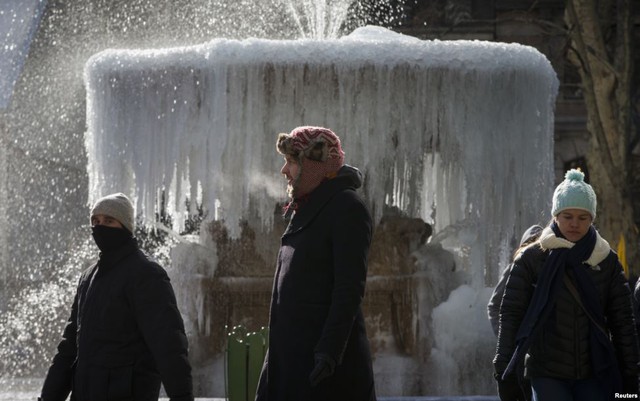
[85,26,557,286]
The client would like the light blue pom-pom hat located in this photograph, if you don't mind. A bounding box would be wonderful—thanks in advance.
[551,169,597,219]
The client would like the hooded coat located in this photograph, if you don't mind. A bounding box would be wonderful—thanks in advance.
[40,237,193,401]
[255,165,376,401]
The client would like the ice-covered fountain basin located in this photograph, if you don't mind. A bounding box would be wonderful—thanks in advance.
[85,25,557,279]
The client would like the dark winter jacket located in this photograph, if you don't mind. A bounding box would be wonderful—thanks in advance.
[494,226,638,393]
[487,225,543,337]
[256,165,376,401]
[41,237,193,401]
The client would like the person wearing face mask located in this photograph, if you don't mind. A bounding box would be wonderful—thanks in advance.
[493,169,639,401]
[255,126,376,401]
[39,193,193,401]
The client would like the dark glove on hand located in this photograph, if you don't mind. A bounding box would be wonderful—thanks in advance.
[309,352,336,387]
[495,372,525,401]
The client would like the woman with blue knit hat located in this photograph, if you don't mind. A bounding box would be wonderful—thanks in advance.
[493,169,639,401]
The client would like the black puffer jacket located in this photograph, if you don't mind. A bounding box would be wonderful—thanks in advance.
[494,227,638,389]
[41,237,193,401]
[256,165,376,401]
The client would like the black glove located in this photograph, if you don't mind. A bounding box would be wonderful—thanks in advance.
[495,372,526,401]
[309,352,336,387]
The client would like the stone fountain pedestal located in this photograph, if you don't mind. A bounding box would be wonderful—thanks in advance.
[169,209,452,396]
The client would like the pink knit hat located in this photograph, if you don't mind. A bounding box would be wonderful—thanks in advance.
[276,126,345,198]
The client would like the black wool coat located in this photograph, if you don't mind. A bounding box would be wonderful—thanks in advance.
[256,165,377,401]
[41,237,193,401]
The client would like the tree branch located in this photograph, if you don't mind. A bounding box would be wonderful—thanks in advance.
[614,0,632,165]
[584,44,619,79]
[631,91,640,154]
[565,0,620,185]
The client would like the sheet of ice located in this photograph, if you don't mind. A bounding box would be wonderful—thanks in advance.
[84,25,558,287]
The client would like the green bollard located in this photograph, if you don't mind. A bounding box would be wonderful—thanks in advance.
[226,326,248,401]
[246,331,266,401]
[225,325,269,401]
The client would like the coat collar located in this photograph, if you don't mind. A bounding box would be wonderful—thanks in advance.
[97,237,139,271]
[539,226,611,266]
[283,165,363,237]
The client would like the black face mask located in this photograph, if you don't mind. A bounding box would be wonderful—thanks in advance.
[92,225,132,252]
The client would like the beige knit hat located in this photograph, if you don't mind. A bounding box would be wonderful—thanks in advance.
[90,192,135,233]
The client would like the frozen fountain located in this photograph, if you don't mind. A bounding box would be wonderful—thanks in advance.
[0,0,558,398]
[0,0,402,395]
[83,25,558,396]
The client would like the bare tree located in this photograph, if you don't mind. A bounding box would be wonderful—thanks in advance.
[564,0,638,274]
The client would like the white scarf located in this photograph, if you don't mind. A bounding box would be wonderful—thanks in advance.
[538,226,611,267]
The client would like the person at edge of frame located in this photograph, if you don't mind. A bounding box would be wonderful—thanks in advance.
[493,169,639,401]
[487,224,544,401]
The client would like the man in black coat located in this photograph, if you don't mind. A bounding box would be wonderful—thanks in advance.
[40,193,193,401]
[255,126,377,401]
